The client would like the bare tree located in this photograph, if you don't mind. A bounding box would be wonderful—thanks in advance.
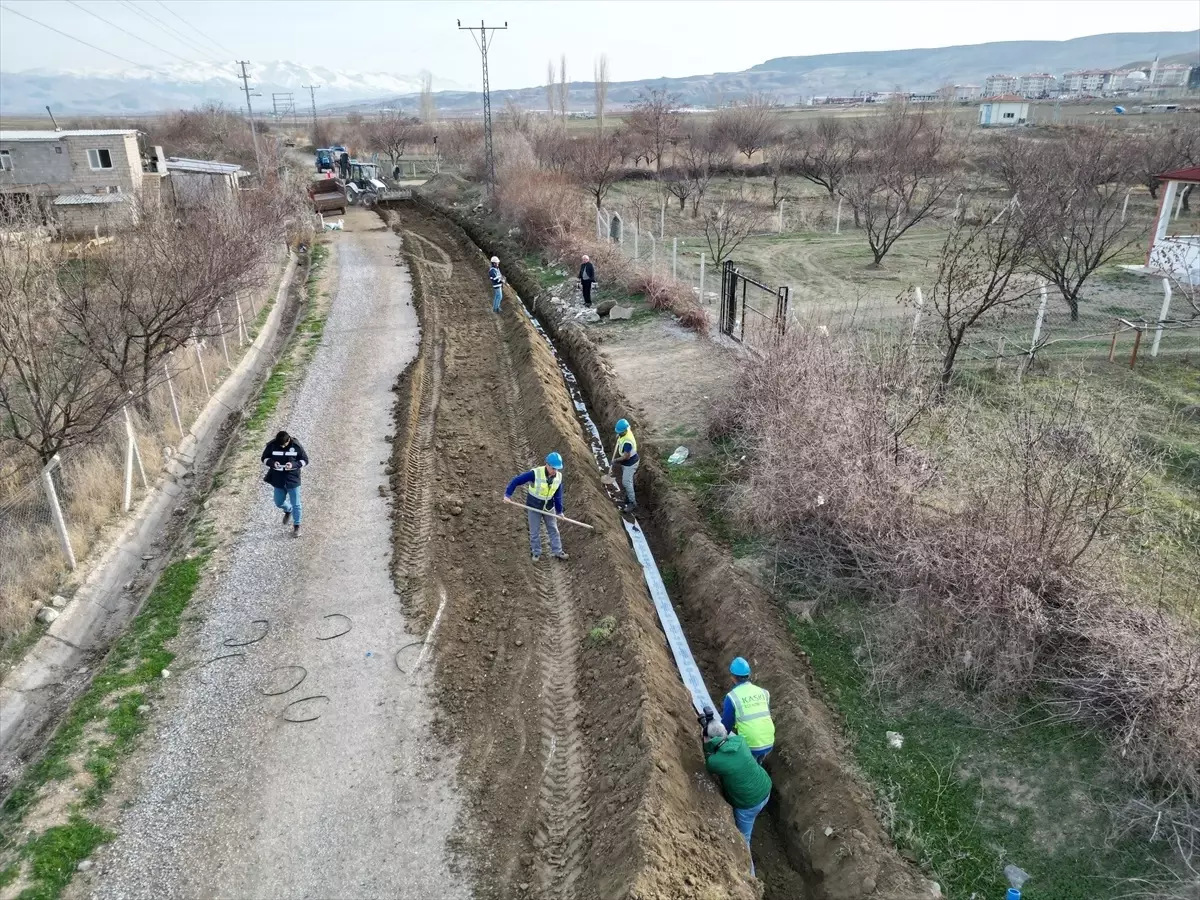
[1024,128,1139,321]
[363,110,418,171]
[701,193,767,266]
[0,242,130,465]
[626,89,682,172]
[928,198,1041,384]
[419,71,438,124]
[557,54,569,124]
[573,134,623,208]
[1127,121,1199,200]
[594,54,609,132]
[532,125,573,174]
[713,93,781,161]
[546,61,556,118]
[661,174,695,212]
[838,102,960,267]
[797,117,862,199]
[765,130,804,210]
[680,123,733,216]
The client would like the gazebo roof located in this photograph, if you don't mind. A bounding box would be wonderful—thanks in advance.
[1156,166,1200,183]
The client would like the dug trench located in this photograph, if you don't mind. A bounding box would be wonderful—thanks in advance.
[382,202,759,900]
[409,196,943,900]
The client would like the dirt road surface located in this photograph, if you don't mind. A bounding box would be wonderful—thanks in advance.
[89,210,471,899]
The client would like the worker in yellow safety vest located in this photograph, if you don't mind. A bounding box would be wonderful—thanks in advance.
[721,657,775,763]
[611,417,639,513]
[505,452,570,562]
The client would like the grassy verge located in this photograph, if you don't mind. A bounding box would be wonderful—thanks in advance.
[0,553,208,898]
[244,242,328,435]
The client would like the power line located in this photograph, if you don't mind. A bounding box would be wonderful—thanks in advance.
[238,61,263,173]
[302,84,321,136]
[154,0,235,58]
[0,3,143,68]
[116,0,221,63]
[64,0,194,65]
[458,18,507,195]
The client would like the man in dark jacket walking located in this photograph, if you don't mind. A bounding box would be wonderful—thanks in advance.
[579,254,596,306]
[262,430,309,537]
[338,151,351,180]
[702,719,772,877]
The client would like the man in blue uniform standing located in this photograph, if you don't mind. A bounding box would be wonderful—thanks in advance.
[721,656,775,763]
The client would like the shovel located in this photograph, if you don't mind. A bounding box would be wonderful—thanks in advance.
[502,495,595,531]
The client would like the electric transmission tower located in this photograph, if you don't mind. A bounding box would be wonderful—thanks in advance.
[458,18,507,195]
[303,84,321,139]
[237,60,263,172]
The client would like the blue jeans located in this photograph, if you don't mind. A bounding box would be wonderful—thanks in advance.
[273,486,301,525]
[733,794,769,876]
[492,286,503,312]
[527,508,562,556]
[619,460,639,506]
[751,746,772,764]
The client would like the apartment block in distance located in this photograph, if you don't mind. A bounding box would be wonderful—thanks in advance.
[0,129,165,234]
[983,74,1020,96]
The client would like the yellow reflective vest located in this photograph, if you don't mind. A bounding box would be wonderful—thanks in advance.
[728,681,775,751]
[529,465,562,509]
[615,428,638,462]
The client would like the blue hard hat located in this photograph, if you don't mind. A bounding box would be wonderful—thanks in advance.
[615,418,629,434]
[545,452,563,469]
[729,657,751,678]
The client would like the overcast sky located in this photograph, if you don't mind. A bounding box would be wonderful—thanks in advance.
[1,0,1196,89]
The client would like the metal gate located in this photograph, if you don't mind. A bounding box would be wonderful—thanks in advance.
[720,260,789,343]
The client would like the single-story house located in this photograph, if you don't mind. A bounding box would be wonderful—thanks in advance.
[978,95,1030,127]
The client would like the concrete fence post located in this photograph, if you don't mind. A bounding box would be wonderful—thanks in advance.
[633,221,639,260]
[215,308,231,366]
[234,295,248,347]
[596,207,603,241]
[778,199,785,234]
[672,237,677,279]
[41,455,76,570]
[660,200,665,240]
[1121,188,1132,223]
[650,234,656,271]
[1152,277,1172,358]
[835,198,843,235]
[911,286,924,343]
[193,334,211,399]
[699,253,706,304]
[121,405,147,514]
[163,361,184,437]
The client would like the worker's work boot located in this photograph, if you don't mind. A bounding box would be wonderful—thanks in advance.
[553,551,570,561]
[292,525,302,538]
[282,509,292,525]
[531,553,540,563]
[621,502,636,513]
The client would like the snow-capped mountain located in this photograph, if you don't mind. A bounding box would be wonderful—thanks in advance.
[0,61,464,114]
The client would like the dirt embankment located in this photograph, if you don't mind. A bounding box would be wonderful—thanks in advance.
[384,203,757,900]
[421,196,938,900]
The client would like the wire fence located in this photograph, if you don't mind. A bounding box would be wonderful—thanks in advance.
[0,246,288,639]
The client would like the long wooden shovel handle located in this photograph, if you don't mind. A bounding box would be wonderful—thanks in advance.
[502,495,595,530]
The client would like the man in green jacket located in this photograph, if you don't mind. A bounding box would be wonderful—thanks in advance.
[702,719,772,876]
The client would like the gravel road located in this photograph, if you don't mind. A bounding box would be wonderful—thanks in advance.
[90,211,470,900]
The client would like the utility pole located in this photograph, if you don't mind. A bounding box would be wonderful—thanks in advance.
[458,18,507,195]
[303,84,321,140]
[237,60,263,172]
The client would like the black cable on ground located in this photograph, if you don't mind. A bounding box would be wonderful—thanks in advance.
[259,665,307,696]
[281,695,330,723]
[223,619,269,647]
[394,640,425,673]
[316,613,352,640]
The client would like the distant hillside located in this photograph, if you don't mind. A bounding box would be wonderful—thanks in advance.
[335,29,1199,115]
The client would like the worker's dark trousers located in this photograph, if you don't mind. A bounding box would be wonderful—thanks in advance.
[581,280,593,305]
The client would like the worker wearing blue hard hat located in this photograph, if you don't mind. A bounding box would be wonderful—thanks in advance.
[505,452,569,562]
[611,417,640,513]
[722,657,775,764]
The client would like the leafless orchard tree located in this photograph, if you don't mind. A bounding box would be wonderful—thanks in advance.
[363,110,419,171]
[927,196,1041,385]
[593,54,609,132]
[661,173,695,212]
[713,93,781,161]
[796,117,862,199]
[532,126,573,174]
[572,134,623,208]
[838,102,961,267]
[680,123,733,216]
[1024,129,1139,321]
[765,130,805,210]
[626,89,683,172]
[1127,120,1199,204]
[0,239,131,465]
[419,71,438,124]
[701,192,768,267]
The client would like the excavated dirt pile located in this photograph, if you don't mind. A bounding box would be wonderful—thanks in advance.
[384,203,760,900]
[416,197,941,900]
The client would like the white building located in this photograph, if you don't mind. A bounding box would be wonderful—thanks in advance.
[978,96,1030,127]
[1151,64,1191,87]
[952,84,983,101]
[1017,73,1057,97]
[983,74,1019,96]
[1062,70,1111,94]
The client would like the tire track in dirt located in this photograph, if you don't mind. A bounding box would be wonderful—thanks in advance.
[489,318,589,896]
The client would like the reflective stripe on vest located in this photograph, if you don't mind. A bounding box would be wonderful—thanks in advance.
[529,466,562,509]
[615,428,638,459]
[729,682,775,751]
